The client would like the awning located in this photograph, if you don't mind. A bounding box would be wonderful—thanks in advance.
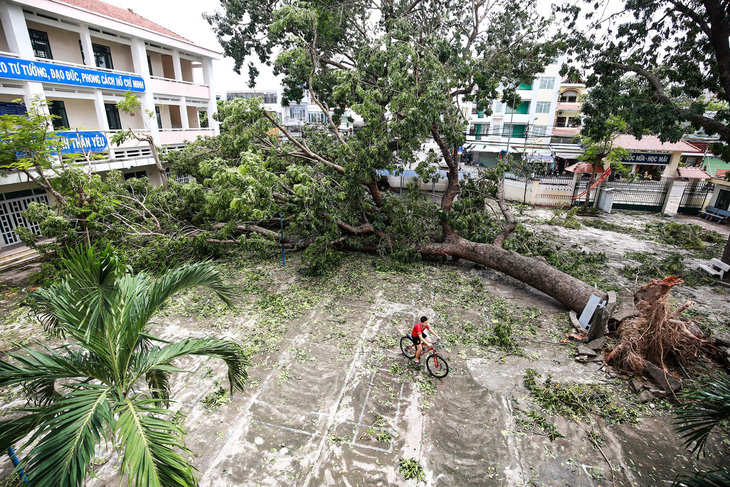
[554,152,582,160]
[512,147,555,163]
[677,167,712,179]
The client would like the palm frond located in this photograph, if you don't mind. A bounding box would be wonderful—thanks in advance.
[0,347,107,389]
[116,396,197,487]
[21,385,113,487]
[675,375,730,456]
[30,245,124,340]
[132,338,249,393]
[22,378,59,407]
[136,261,234,329]
[0,411,46,452]
[673,467,730,487]
[145,368,172,407]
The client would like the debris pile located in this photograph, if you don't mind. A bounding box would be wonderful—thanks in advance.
[606,276,709,392]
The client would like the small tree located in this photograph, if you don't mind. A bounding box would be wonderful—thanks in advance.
[0,98,68,204]
[112,92,168,190]
[0,246,249,487]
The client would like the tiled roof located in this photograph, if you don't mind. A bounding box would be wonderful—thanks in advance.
[612,135,702,153]
[56,0,189,42]
[677,167,712,179]
[717,169,728,178]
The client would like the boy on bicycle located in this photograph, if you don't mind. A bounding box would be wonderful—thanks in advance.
[411,316,440,365]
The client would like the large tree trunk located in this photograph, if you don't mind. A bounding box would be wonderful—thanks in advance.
[418,235,605,313]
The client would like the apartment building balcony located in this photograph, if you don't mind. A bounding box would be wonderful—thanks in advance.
[552,126,581,137]
[556,102,581,112]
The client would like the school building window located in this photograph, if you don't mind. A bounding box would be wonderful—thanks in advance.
[48,101,69,130]
[28,29,53,59]
[93,44,114,69]
[105,103,122,130]
[124,170,147,181]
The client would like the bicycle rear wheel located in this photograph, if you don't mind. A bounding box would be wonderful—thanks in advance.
[400,336,416,359]
[426,354,449,378]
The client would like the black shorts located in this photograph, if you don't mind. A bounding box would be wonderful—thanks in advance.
[411,333,427,346]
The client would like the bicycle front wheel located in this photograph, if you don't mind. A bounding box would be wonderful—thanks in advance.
[426,354,449,378]
[400,336,416,359]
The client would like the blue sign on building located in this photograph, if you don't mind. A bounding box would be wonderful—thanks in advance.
[0,56,145,92]
[622,152,671,165]
[56,131,108,154]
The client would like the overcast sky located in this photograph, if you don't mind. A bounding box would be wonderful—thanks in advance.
[105,0,279,95]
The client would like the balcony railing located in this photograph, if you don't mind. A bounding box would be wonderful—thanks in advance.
[150,75,208,87]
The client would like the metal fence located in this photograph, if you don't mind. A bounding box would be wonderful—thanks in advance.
[602,180,671,212]
[678,181,714,215]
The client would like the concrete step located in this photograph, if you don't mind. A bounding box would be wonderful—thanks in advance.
[0,250,40,274]
[0,247,37,265]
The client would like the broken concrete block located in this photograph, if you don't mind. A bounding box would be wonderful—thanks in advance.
[644,362,682,394]
[577,345,597,357]
[586,337,606,351]
[637,390,655,403]
[612,309,639,323]
[569,310,584,332]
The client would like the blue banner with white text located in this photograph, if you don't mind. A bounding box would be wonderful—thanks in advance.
[56,131,108,154]
[0,56,145,92]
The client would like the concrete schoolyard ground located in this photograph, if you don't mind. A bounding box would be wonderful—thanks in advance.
[1,209,729,486]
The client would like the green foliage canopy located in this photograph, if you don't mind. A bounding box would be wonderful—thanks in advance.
[559,0,730,160]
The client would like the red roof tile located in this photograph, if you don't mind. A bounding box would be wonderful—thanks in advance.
[677,167,711,179]
[717,169,729,178]
[612,135,702,153]
[57,0,189,42]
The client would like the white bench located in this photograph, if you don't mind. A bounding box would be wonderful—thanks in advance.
[697,258,730,279]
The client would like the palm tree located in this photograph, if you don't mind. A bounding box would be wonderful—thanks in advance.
[673,375,730,486]
[0,246,249,487]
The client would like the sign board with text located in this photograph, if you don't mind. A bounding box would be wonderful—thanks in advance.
[0,56,145,92]
[56,131,108,154]
[621,152,671,165]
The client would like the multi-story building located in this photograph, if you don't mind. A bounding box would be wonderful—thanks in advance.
[227,88,363,136]
[228,88,309,134]
[462,62,587,170]
[0,0,220,249]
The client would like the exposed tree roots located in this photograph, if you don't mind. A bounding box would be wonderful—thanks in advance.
[607,276,709,376]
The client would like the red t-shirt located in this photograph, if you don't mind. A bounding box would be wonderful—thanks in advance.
[411,322,430,337]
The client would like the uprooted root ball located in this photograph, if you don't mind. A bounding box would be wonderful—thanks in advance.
[606,276,708,374]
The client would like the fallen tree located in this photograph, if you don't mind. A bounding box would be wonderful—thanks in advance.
[194,0,605,312]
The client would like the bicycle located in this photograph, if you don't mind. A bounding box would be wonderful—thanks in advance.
[399,336,449,378]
